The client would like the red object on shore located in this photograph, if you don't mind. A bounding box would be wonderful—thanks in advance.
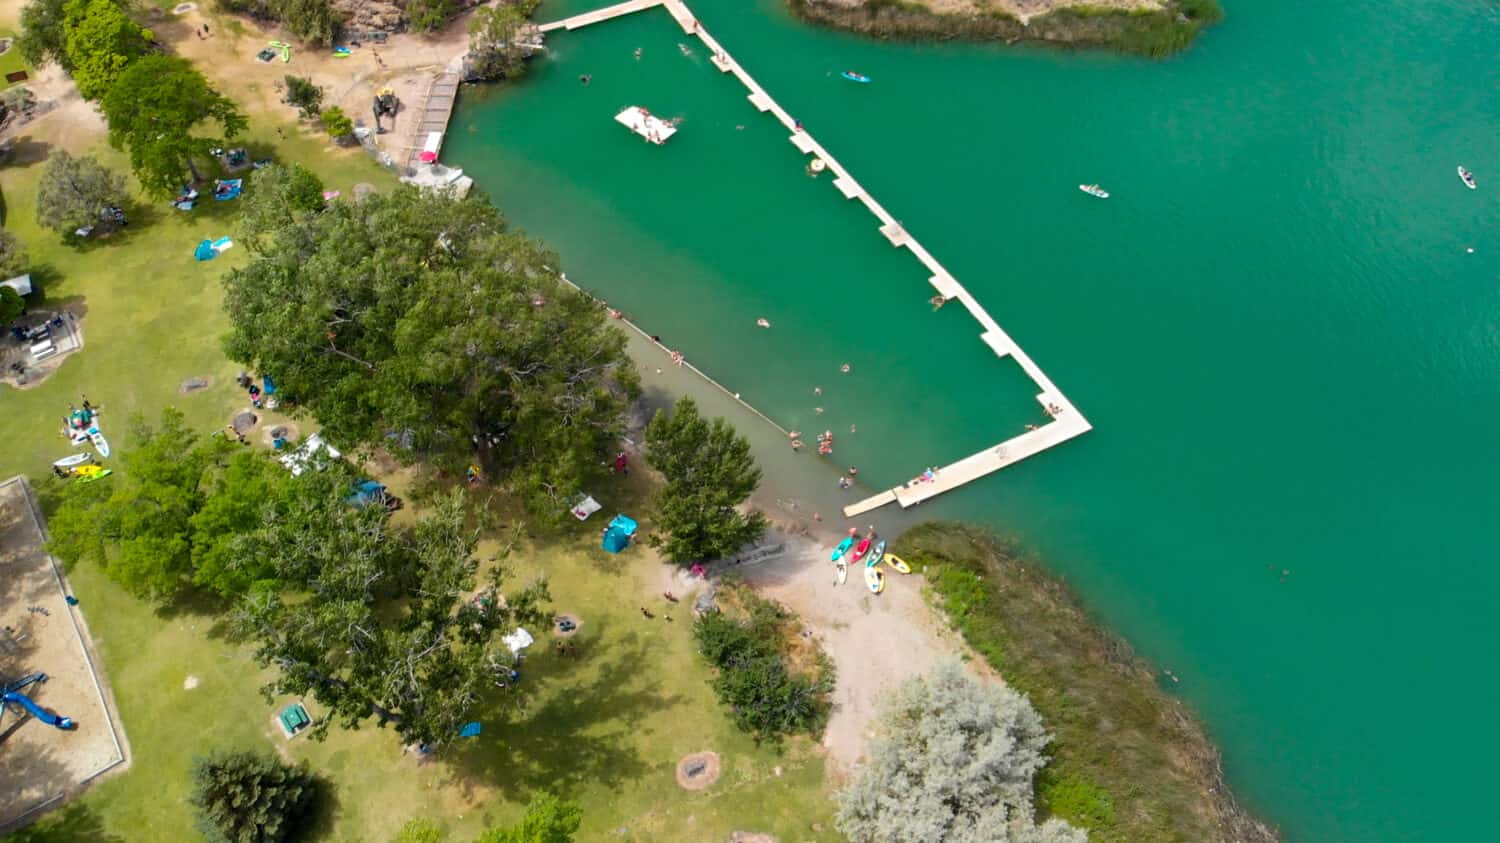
[850,538,872,563]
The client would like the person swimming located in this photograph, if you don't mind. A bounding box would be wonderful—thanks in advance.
[634,47,642,59]
[756,318,770,328]
[840,363,851,373]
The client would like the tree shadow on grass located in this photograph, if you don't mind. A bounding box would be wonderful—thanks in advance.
[447,624,682,800]
[3,801,124,843]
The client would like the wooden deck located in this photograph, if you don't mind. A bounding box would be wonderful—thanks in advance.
[401,72,461,170]
[532,0,1093,517]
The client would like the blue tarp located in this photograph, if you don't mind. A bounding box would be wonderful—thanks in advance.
[602,514,637,554]
[459,721,482,738]
[345,480,386,508]
[602,528,630,553]
[213,179,243,201]
[193,239,216,261]
[262,375,277,395]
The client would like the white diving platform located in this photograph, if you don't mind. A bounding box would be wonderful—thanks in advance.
[615,106,677,144]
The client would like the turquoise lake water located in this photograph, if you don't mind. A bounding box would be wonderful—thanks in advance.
[445,1,1500,839]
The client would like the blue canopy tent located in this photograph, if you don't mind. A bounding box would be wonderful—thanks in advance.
[193,239,217,261]
[601,514,638,554]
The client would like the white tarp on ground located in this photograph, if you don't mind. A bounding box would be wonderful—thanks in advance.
[278,433,342,476]
[570,494,602,521]
[502,627,534,655]
[2,274,33,296]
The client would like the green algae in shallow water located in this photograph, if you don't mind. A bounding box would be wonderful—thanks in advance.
[446,0,1500,839]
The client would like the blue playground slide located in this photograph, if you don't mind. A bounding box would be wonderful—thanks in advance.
[2,673,74,730]
[3,691,73,729]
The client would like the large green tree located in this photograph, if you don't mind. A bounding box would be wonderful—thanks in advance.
[47,408,235,600]
[836,661,1085,843]
[35,150,130,237]
[62,0,152,101]
[17,0,72,72]
[187,448,296,598]
[101,54,247,196]
[222,187,638,521]
[191,750,320,843]
[644,397,766,563]
[238,163,324,249]
[234,488,551,750]
[0,286,24,327]
[474,794,582,843]
[0,229,29,278]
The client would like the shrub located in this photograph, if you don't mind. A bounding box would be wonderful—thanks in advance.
[284,75,324,118]
[320,105,353,140]
[405,0,458,33]
[693,585,832,740]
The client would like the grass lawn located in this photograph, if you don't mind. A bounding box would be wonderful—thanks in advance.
[1,68,837,843]
[0,30,30,88]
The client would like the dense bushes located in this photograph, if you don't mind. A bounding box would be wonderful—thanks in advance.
[898,522,1276,843]
[217,0,340,46]
[693,583,832,741]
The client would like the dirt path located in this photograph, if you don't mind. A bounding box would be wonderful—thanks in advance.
[656,531,984,771]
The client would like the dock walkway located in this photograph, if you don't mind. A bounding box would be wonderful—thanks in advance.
[402,72,461,170]
[534,0,1092,517]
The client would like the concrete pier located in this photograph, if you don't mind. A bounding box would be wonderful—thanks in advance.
[533,0,1093,517]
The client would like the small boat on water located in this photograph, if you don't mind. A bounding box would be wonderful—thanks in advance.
[850,537,872,564]
[831,536,855,561]
[1459,166,1477,189]
[885,554,912,575]
[864,564,885,594]
[1079,184,1110,199]
[867,539,886,567]
[841,71,871,84]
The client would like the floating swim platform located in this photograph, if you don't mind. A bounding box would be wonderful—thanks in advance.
[615,106,677,145]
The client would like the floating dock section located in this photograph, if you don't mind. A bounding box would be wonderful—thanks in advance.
[535,0,1093,518]
[615,106,677,144]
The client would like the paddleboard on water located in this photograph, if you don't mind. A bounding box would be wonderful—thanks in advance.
[53,453,93,468]
[867,539,887,567]
[864,564,885,594]
[89,428,110,459]
[885,554,912,574]
[841,71,871,83]
[1459,166,1477,189]
[832,536,854,561]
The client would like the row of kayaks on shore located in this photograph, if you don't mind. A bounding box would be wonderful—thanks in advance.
[832,535,911,593]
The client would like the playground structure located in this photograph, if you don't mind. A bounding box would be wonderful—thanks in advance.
[0,476,127,832]
[2,673,74,730]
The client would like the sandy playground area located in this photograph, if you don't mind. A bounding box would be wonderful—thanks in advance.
[0,477,127,831]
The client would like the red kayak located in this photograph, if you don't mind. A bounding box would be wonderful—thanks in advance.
[849,538,872,564]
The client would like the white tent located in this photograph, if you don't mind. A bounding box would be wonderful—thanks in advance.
[502,627,534,656]
[2,274,33,296]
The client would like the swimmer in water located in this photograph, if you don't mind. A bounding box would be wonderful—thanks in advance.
[814,386,822,396]
[815,407,824,414]
[756,318,770,328]
[840,363,851,373]
[634,47,642,59]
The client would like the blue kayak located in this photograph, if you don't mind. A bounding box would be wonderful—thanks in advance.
[841,71,871,83]
[832,536,855,561]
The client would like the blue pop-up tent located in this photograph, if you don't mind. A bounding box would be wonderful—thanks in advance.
[602,513,638,554]
[345,480,386,508]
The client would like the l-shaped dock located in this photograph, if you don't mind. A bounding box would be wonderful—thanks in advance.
[537,0,1092,518]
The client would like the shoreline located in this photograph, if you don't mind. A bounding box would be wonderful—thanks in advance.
[785,0,1224,58]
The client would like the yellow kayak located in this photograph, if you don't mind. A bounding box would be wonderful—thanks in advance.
[885,554,911,574]
[72,465,112,482]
